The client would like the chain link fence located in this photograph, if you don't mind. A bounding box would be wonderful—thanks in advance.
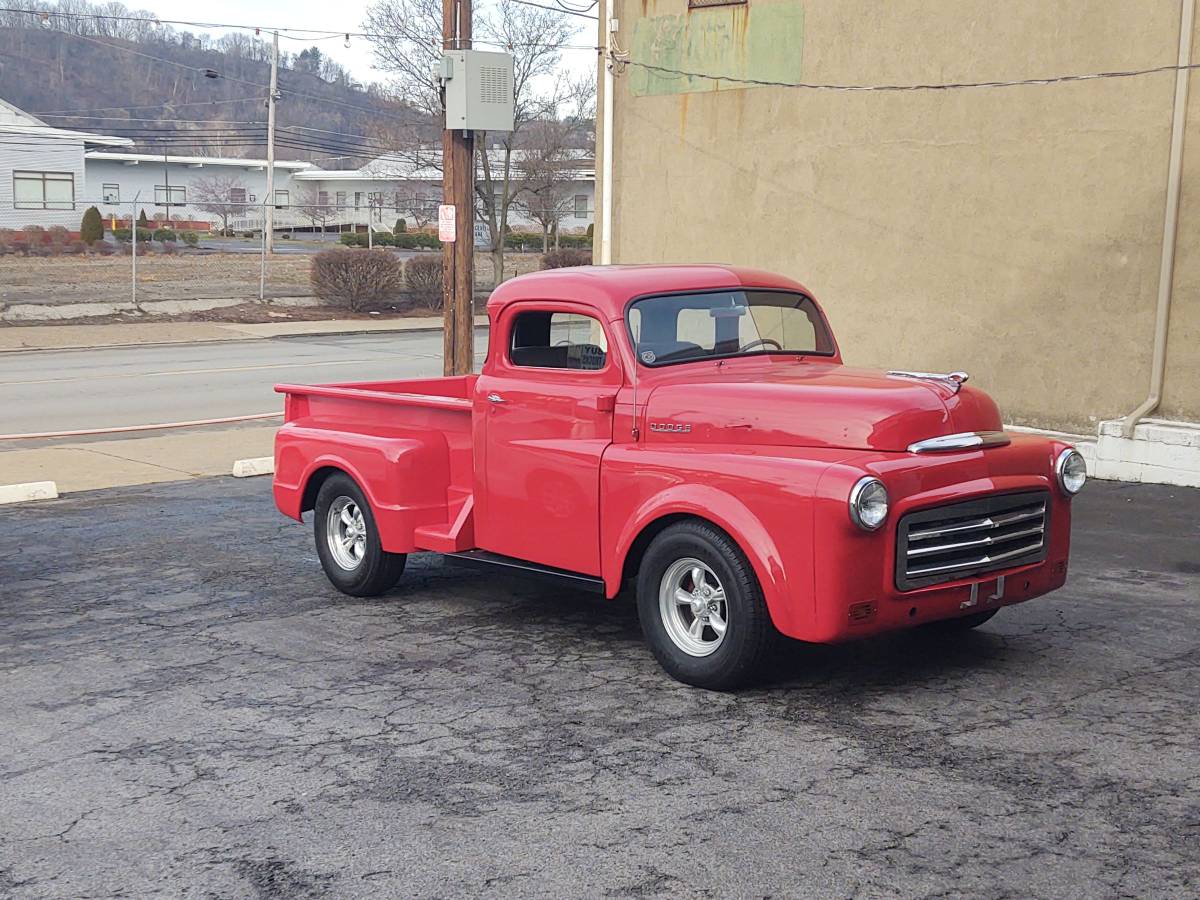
[0,198,555,327]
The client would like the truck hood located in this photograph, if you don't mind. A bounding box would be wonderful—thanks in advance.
[641,363,1003,452]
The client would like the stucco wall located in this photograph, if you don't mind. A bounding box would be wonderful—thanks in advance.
[600,0,1200,432]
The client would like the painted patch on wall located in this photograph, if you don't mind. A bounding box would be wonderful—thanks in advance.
[628,3,804,97]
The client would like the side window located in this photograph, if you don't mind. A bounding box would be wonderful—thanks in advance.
[510,310,608,371]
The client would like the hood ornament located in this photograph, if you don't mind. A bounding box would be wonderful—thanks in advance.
[886,370,970,394]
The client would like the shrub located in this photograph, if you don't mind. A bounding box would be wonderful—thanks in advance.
[64,239,89,255]
[10,240,29,255]
[242,230,255,239]
[135,227,154,243]
[395,232,439,250]
[80,206,104,244]
[23,224,46,244]
[541,248,592,269]
[180,231,199,247]
[94,242,116,256]
[280,232,292,240]
[113,228,132,242]
[404,255,443,308]
[161,241,179,255]
[371,231,395,247]
[311,248,404,312]
[339,232,367,247]
[394,218,407,234]
[152,227,177,242]
[0,227,13,248]
[586,223,594,240]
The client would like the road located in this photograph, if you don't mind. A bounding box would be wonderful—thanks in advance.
[1,477,1197,898]
[0,328,490,435]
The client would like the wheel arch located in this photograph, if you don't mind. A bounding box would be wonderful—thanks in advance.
[300,463,354,514]
[607,486,796,634]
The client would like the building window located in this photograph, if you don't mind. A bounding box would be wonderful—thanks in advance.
[353,191,363,209]
[318,191,330,206]
[335,191,347,208]
[102,183,120,203]
[574,194,588,218]
[229,187,247,204]
[154,185,186,206]
[13,171,75,210]
[274,190,289,208]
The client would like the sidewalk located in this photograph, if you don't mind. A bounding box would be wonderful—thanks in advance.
[0,425,278,494]
[0,315,489,353]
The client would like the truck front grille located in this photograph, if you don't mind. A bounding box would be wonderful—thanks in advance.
[895,491,1049,590]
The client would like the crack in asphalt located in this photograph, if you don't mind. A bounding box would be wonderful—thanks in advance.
[0,477,1197,898]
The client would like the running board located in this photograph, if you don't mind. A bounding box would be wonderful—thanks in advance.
[442,550,606,594]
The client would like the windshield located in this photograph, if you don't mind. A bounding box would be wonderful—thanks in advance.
[627,290,835,366]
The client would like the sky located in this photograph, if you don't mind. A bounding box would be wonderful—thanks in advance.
[128,0,596,87]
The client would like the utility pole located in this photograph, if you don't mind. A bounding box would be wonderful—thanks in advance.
[442,0,475,376]
[264,30,280,254]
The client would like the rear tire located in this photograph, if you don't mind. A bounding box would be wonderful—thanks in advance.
[636,521,777,690]
[313,473,406,597]
[924,609,999,632]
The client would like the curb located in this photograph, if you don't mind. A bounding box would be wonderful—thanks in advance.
[0,481,59,505]
[232,457,275,478]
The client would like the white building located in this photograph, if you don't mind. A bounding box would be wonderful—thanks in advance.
[84,151,313,229]
[0,97,131,229]
[1,97,594,236]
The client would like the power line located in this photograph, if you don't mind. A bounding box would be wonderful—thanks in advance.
[613,54,1200,92]
[31,96,268,116]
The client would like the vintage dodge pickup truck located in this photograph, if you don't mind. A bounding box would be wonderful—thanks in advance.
[274,265,1085,688]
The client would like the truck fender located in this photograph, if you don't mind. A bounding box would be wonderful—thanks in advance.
[275,425,452,553]
[607,484,796,635]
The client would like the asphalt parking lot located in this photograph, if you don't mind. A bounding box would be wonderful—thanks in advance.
[1,478,1197,898]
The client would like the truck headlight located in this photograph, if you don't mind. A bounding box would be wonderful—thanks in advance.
[1056,448,1087,495]
[849,477,889,531]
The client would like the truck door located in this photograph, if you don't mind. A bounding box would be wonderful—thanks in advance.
[475,303,619,575]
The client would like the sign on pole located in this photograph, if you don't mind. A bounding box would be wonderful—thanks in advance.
[438,204,457,242]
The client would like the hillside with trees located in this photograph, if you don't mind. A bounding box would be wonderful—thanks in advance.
[0,1,433,163]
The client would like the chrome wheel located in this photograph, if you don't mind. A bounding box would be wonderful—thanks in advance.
[326,496,367,570]
[658,557,728,657]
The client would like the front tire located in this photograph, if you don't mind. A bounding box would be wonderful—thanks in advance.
[636,521,777,690]
[313,473,406,597]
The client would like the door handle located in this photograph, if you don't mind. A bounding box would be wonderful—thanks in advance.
[487,393,506,403]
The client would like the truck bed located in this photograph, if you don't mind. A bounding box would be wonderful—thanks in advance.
[273,375,478,553]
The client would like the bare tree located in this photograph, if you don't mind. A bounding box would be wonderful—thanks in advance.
[513,121,575,251]
[294,187,332,233]
[473,0,575,285]
[395,183,439,230]
[363,0,576,285]
[363,0,444,118]
[190,173,248,235]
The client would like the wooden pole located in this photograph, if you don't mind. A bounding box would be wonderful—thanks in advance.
[442,0,476,376]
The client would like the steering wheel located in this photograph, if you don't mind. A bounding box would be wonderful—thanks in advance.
[738,338,783,353]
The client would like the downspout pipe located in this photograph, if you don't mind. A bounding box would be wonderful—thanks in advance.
[1123,0,1195,437]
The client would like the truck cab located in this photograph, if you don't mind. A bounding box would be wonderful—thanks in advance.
[274,265,1085,689]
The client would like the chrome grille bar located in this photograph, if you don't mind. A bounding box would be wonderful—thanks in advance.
[895,491,1050,590]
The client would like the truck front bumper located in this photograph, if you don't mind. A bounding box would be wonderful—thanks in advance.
[802,437,1074,642]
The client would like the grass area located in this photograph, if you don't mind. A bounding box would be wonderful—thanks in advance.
[0,250,544,306]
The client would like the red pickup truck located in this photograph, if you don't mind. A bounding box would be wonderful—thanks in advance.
[274,265,1085,689]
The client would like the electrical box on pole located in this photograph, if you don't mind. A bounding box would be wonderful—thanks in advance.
[440,50,515,133]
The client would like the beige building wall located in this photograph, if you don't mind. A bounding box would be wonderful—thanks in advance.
[597,0,1199,433]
